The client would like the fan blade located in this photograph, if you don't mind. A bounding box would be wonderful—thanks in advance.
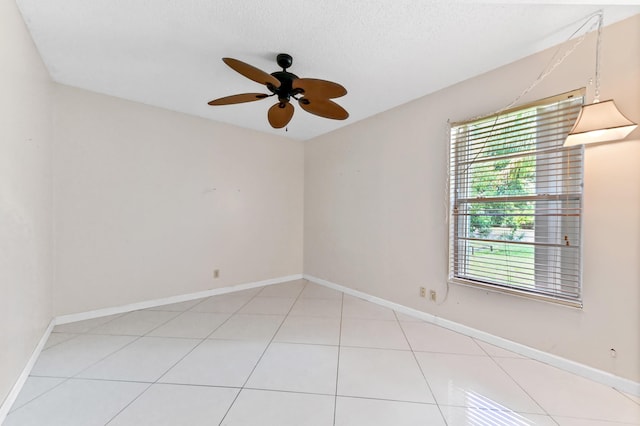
[223,58,281,88]
[299,98,349,120]
[268,102,294,129]
[208,93,270,106]
[292,78,347,99]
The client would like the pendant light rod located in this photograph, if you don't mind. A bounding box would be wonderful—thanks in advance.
[593,10,603,102]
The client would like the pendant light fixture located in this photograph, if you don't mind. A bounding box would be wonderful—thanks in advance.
[564,11,637,147]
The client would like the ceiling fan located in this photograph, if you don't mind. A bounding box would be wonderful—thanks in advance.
[208,53,349,129]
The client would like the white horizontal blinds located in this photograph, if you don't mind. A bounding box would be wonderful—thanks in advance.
[450,92,584,303]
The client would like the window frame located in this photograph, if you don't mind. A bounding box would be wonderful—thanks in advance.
[448,89,585,308]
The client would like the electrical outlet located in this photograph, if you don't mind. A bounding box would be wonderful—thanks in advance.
[420,287,426,297]
[213,269,220,279]
[430,290,437,302]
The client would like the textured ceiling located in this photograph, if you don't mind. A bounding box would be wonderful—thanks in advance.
[16,0,640,141]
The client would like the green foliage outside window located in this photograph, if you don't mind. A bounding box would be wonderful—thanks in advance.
[467,112,537,240]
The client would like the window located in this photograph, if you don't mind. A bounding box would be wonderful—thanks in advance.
[449,90,584,306]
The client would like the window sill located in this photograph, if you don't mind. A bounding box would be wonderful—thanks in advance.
[448,277,583,309]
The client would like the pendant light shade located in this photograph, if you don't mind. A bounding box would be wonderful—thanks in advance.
[564,100,638,146]
[562,11,637,146]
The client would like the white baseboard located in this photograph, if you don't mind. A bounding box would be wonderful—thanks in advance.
[55,274,303,325]
[303,274,640,397]
[0,319,55,424]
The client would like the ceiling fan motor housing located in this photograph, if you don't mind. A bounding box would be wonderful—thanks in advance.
[270,70,300,104]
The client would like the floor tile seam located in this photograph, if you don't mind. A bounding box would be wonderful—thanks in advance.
[348,314,403,322]
[51,317,122,335]
[333,291,345,426]
[181,295,210,312]
[200,292,264,340]
[335,394,440,406]
[489,355,531,359]
[40,333,84,352]
[270,340,340,348]
[189,309,258,314]
[61,376,157,385]
[139,310,193,337]
[140,333,224,340]
[548,413,640,424]
[145,309,232,317]
[203,336,276,343]
[144,308,193,312]
[78,331,166,337]
[216,389,243,426]
[148,293,259,389]
[341,316,399,321]
[340,344,414,353]
[254,294,303,299]
[57,334,146,382]
[471,337,528,360]
[58,311,194,382]
[241,386,336,398]
[152,382,242,390]
[395,312,448,425]
[103,296,258,426]
[186,290,261,315]
[230,311,293,317]
[615,389,640,407]
[27,374,148,384]
[250,296,299,301]
[9,376,153,418]
[335,392,434,405]
[214,281,308,426]
[217,281,311,425]
[412,349,492,356]
[103,381,155,425]
[484,349,556,420]
[238,282,308,388]
[74,310,182,338]
[438,403,562,415]
[84,332,207,341]
[340,343,413,351]
[7,376,73,414]
[299,296,344,301]
[287,313,343,319]
[77,313,126,334]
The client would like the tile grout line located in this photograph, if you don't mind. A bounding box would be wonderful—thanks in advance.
[332,291,345,426]
[102,290,263,425]
[7,378,70,415]
[395,311,449,426]
[476,339,560,425]
[47,311,125,342]
[39,332,83,352]
[7,311,141,415]
[216,280,310,426]
[96,309,208,426]
[73,308,186,376]
[614,388,640,407]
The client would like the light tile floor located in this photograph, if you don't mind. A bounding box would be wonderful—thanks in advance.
[5,279,640,425]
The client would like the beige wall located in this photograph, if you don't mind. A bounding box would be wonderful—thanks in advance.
[304,15,640,382]
[52,86,304,315]
[0,0,54,405]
